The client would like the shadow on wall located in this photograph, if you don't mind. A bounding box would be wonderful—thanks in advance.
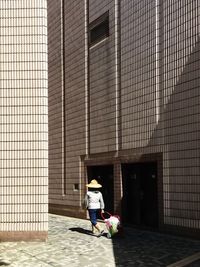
[148,36,200,225]
[112,37,200,265]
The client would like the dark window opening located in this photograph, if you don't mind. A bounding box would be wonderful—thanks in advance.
[89,12,109,46]
[73,183,79,191]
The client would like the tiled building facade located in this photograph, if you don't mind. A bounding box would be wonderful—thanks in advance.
[48,0,200,237]
[0,0,48,241]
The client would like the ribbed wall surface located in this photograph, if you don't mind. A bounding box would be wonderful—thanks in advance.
[162,0,200,229]
[89,0,116,153]
[48,0,85,211]
[48,0,63,201]
[62,0,85,206]
[0,0,48,237]
[48,0,200,234]
[120,0,200,230]
[121,0,158,149]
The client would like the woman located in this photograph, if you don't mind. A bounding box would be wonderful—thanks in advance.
[85,179,105,236]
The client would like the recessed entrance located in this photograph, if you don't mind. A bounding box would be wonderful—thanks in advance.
[87,165,114,213]
[122,162,158,228]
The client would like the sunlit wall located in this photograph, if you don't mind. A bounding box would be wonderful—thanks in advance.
[0,0,48,241]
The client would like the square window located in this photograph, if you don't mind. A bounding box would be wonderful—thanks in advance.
[89,11,109,46]
[73,183,79,191]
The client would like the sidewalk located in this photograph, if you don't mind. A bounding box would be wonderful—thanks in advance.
[0,214,200,267]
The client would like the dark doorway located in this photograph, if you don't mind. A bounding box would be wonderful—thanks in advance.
[122,162,158,228]
[87,165,114,213]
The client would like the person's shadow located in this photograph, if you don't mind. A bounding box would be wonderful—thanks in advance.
[69,227,107,237]
[0,260,10,266]
[69,227,94,236]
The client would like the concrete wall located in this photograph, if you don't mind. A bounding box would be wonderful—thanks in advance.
[0,0,48,241]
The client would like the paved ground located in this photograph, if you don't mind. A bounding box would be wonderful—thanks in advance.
[0,214,200,267]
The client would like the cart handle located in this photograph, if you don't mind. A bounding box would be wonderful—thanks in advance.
[101,211,112,220]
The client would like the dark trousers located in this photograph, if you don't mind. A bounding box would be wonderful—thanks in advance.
[88,209,99,226]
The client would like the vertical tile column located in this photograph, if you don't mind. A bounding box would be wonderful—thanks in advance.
[162,0,200,231]
[0,0,48,241]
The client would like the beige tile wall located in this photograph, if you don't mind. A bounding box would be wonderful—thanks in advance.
[161,0,200,229]
[0,0,48,234]
[120,0,200,229]
[121,1,159,149]
[48,0,200,234]
[89,0,116,153]
[48,0,63,201]
[48,0,85,209]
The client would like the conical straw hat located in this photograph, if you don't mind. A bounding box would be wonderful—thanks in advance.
[86,179,102,188]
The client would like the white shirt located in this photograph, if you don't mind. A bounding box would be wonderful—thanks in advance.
[85,191,105,210]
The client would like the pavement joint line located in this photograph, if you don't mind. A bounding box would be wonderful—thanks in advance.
[167,252,200,267]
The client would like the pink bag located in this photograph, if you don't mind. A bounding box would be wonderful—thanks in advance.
[101,211,121,238]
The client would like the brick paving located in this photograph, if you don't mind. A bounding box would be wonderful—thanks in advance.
[0,214,200,267]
